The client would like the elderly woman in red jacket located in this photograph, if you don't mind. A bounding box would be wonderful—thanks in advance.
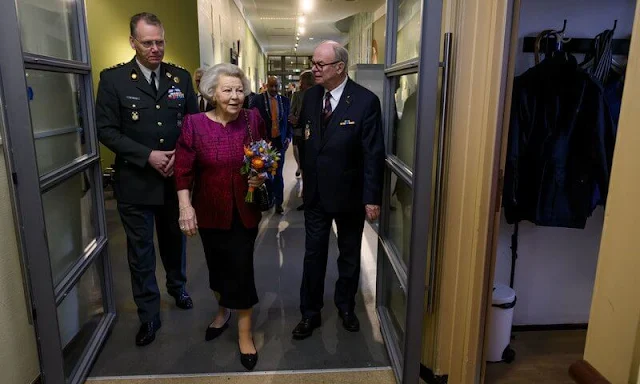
[174,63,265,371]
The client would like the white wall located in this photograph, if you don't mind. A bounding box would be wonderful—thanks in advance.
[494,0,637,325]
[197,0,266,92]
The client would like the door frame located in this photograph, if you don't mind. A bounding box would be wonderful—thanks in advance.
[0,0,115,383]
[431,0,517,382]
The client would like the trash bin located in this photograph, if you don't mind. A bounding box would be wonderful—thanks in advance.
[486,283,516,363]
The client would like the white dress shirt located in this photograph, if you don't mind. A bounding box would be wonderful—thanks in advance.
[323,76,348,111]
[136,58,160,89]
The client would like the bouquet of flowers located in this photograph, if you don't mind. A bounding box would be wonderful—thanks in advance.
[241,139,281,203]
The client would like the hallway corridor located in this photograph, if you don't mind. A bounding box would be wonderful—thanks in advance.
[89,146,390,377]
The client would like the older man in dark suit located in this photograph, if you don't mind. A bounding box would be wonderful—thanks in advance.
[96,12,198,346]
[292,41,385,340]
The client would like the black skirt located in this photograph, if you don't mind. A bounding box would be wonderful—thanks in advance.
[199,209,259,310]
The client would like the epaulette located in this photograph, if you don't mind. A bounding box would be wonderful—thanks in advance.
[101,62,126,72]
[165,62,187,71]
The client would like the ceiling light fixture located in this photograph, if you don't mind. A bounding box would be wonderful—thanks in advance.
[298,15,306,23]
[298,26,305,34]
[301,0,313,13]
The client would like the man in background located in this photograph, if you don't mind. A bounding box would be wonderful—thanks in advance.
[253,76,292,214]
[194,67,213,112]
[96,12,198,347]
[289,70,314,211]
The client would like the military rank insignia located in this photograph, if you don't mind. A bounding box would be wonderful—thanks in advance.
[131,111,139,121]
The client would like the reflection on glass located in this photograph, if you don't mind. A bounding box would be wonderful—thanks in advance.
[396,0,422,63]
[393,74,419,169]
[388,172,413,268]
[57,259,105,380]
[26,70,86,175]
[42,171,97,285]
[18,0,80,60]
[382,253,407,348]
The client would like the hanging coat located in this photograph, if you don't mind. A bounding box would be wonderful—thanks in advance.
[503,53,616,229]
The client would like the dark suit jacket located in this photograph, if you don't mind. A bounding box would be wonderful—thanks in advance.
[252,92,292,146]
[300,79,385,213]
[96,58,199,205]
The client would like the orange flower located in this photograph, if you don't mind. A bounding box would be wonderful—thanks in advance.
[244,147,253,156]
[251,158,265,169]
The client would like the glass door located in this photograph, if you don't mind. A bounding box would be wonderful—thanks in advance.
[0,0,115,383]
[377,0,450,382]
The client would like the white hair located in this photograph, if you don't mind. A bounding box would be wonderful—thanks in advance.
[199,63,251,103]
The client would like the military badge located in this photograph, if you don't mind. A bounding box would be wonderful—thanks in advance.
[166,72,172,78]
[131,111,139,121]
[174,76,180,84]
[304,123,311,140]
[131,71,138,81]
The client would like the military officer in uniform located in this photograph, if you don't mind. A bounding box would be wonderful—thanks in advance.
[96,12,199,347]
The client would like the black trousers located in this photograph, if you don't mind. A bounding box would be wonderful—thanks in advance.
[300,200,365,318]
[117,197,186,323]
[199,210,259,310]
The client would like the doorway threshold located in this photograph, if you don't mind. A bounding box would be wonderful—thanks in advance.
[88,366,395,384]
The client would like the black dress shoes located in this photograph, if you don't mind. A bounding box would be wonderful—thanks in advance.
[338,311,360,332]
[205,311,231,341]
[296,203,305,211]
[239,342,258,371]
[171,290,193,310]
[136,319,161,346]
[292,315,321,340]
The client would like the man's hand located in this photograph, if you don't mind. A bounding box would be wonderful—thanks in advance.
[148,150,175,177]
[288,114,299,125]
[365,204,381,222]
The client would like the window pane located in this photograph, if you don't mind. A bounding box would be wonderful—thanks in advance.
[388,172,413,268]
[381,253,406,348]
[269,56,282,71]
[18,0,81,60]
[57,258,105,380]
[26,70,87,175]
[42,170,97,285]
[285,56,297,71]
[396,0,422,63]
[392,74,419,169]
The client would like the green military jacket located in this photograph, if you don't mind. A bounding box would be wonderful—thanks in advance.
[96,57,198,205]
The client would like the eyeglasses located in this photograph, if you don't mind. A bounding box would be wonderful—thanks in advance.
[134,38,165,49]
[310,59,341,69]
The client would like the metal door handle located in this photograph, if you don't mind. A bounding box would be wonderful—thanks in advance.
[427,32,453,313]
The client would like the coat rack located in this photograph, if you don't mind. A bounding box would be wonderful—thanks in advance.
[523,19,631,55]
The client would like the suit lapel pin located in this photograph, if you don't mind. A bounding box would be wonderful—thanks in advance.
[131,111,139,121]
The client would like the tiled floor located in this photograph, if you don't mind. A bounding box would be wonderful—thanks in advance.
[89,145,389,376]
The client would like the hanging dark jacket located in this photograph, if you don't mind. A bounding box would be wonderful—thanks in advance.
[503,53,615,229]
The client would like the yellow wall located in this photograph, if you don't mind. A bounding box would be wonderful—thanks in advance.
[86,0,200,168]
[583,3,640,382]
[0,143,40,382]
